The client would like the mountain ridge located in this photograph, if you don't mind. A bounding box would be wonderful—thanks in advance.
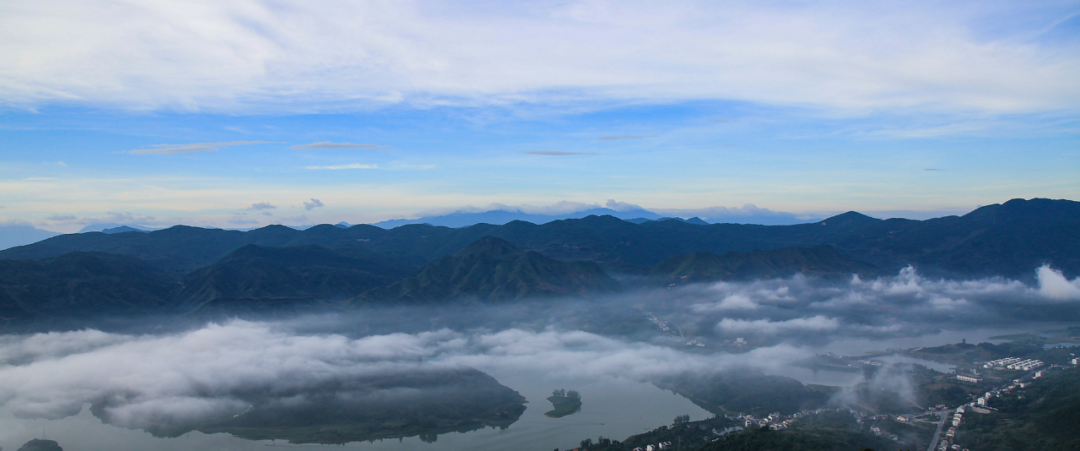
[359,236,622,303]
[2,198,1076,279]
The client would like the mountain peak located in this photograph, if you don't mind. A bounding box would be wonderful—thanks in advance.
[817,211,878,227]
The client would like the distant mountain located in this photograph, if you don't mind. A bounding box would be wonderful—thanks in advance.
[361,236,622,303]
[0,224,391,273]
[648,245,879,285]
[3,198,1078,279]
[372,207,663,228]
[0,252,176,321]
[0,224,60,251]
[101,225,145,234]
[78,223,153,233]
[176,244,414,312]
[627,217,710,225]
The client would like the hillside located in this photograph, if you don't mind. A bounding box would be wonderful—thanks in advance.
[0,224,391,273]
[2,198,1077,279]
[648,245,878,284]
[361,236,622,303]
[0,252,176,321]
[955,367,1080,451]
[176,244,415,312]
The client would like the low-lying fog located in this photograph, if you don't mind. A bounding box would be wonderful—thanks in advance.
[1,265,1078,446]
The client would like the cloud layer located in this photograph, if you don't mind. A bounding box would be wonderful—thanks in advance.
[127,142,269,155]
[0,264,1077,435]
[291,142,387,150]
[1,1,1077,113]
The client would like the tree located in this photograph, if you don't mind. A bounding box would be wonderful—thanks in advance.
[567,390,581,399]
[553,389,566,397]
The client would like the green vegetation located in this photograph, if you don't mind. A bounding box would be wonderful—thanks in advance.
[990,326,1080,344]
[698,426,895,451]
[648,245,878,285]
[574,412,900,451]
[655,370,831,416]
[177,244,413,312]
[954,368,1080,451]
[361,236,622,302]
[5,198,1079,281]
[0,251,176,323]
[545,389,582,417]
[193,368,528,444]
[16,439,64,451]
[2,198,1080,319]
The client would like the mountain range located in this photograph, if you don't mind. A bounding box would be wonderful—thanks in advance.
[648,245,880,285]
[361,236,621,303]
[372,205,811,228]
[0,198,1076,321]
[0,224,61,251]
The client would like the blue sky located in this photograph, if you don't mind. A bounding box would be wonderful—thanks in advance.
[1,1,1078,232]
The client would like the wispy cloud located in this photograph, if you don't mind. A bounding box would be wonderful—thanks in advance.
[291,141,388,150]
[4,3,1077,115]
[523,151,597,156]
[303,198,324,211]
[45,215,76,221]
[128,141,269,155]
[247,202,276,211]
[597,135,652,141]
[305,163,379,170]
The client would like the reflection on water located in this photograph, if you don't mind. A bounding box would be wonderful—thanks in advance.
[0,370,711,451]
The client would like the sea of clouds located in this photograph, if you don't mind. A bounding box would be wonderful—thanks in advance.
[0,265,1077,433]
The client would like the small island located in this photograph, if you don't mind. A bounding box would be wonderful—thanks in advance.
[545,389,582,418]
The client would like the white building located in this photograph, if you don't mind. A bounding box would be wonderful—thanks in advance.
[956,373,983,384]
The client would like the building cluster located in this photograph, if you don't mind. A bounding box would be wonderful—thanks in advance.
[982,357,1043,371]
[955,371,983,384]
[934,407,972,451]
[735,407,841,431]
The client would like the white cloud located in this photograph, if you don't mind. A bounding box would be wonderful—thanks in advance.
[247,202,275,211]
[604,199,645,212]
[717,316,841,335]
[291,142,387,150]
[1,1,1076,114]
[1036,264,1080,300]
[523,151,597,156]
[128,141,269,155]
[302,198,324,211]
[0,321,808,428]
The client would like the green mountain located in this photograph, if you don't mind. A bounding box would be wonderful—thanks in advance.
[952,367,1080,451]
[0,224,390,273]
[361,236,622,303]
[2,198,1078,279]
[648,245,878,284]
[176,244,414,313]
[0,252,176,321]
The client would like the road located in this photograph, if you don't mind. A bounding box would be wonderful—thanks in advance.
[926,409,952,451]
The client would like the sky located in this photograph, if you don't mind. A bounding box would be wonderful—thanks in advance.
[1,0,1078,232]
